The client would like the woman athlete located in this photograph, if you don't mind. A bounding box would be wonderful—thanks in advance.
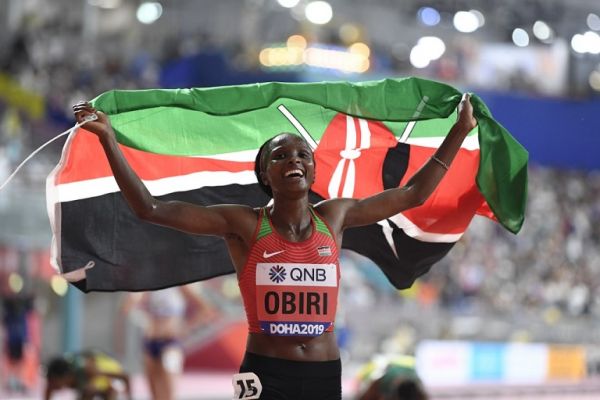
[73,93,476,400]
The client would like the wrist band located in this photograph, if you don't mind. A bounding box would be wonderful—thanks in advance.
[431,155,449,171]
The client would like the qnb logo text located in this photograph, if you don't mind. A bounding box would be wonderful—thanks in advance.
[289,267,328,282]
[267,265,331,284]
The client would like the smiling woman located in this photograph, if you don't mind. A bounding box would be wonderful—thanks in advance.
[71,93,475,399]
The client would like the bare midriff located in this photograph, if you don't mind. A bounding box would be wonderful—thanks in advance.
[144,316,183,339]
[246,331,340,361]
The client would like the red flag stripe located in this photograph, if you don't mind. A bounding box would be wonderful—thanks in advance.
[56,129,254,185]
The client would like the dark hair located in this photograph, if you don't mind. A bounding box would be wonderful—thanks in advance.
[392,378,428,400]
[253,133,315,198]
[254,138,274,198]
[46,356,74,380]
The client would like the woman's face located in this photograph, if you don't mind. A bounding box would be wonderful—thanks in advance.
[261,134,315,196]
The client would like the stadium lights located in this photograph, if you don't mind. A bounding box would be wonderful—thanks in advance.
[533,21,554,43]
[287,34,308,49]
[339,24,361,44]
[453,11,479,33]
[258,39,370,73]
[51,275,69,297]
[277,0,301,8]
[8,272,23,293]
[410,45,430,68]
[409,36,446,69]
[571,31,600,54]
[588,13,600,31]
[349,42,371,58]
[417,7,441,27]
[469,9,485,28]
[87,0,122,9]
[512,28,530,47]
[137,2,163,25]
[305,1,333,25]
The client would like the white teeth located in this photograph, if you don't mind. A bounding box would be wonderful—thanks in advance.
[285,169,304,177]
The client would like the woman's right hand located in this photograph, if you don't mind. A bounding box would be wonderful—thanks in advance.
[72,101,114,139]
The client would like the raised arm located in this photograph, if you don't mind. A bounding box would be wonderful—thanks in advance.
[72,102,253,237]
[321,93,477,231]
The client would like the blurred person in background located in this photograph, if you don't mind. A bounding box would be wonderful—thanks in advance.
[44,349,131,400]
[1,292,34,394]
[355,354,428,400]
[120,284,215,400]
[72,94,475,400]
[0,258,39,395]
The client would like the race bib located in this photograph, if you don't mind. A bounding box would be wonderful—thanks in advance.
[256,263,338,336]
[232,372,262,400]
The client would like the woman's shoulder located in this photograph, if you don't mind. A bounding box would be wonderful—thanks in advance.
[212,203,261,219]
[312,199,355,236]
[313,197,356,217]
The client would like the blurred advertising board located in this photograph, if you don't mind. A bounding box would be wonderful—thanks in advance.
[416,340,586,386]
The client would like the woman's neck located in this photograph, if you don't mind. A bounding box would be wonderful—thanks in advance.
[269,197,312,239]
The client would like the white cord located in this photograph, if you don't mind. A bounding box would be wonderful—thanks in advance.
[0,118,93,192]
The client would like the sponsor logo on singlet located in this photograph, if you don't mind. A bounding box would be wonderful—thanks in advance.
[268,265,287,283]
[256,263,337,337]
[257,263,336,286]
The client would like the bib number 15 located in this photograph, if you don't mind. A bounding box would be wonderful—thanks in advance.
[232,372,262,399]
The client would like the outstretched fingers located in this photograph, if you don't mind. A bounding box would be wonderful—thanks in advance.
[71,101,112,136]
[73,102,94,122]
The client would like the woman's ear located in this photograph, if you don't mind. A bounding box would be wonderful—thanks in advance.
[260,170,269,186]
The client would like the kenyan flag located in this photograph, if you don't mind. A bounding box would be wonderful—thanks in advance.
[46,77,528,292]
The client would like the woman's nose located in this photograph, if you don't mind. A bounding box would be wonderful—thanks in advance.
[288,153,302,163]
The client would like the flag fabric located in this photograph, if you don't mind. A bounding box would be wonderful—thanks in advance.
[46,77,528,292]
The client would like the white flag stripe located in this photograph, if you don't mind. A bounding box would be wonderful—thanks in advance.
[276,105,318,150]
[53,170,257,203]
[256,263,337,287]
[343,160,355,198]
[328,159,345,198]
[199,149,258,162]
[399,121,416,143]
[358,118,371,149]
[380,220,399,259]
[413,96,429,118]
[46,128,80,274]
[399,95,429,142]
[378,213,465,243]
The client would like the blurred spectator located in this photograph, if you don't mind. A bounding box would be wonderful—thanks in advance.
[355,354,428,400]
[0,249,40,395]
[44,349,131,400]
[120,284,215,400]
[1,294,34,394]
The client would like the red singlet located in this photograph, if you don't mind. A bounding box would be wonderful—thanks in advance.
[239,207,340,337]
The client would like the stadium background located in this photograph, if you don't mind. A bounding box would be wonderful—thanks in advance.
[1,0,600,398]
